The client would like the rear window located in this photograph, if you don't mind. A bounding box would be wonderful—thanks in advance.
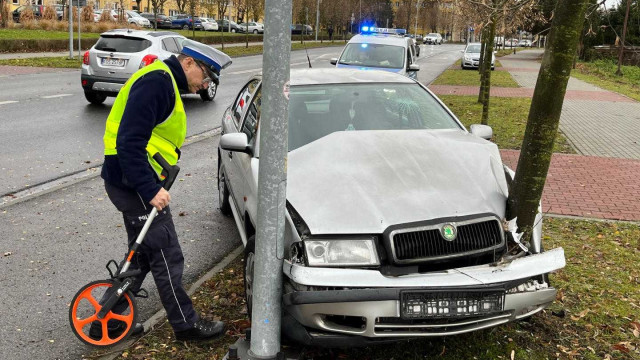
[94,36,152,53]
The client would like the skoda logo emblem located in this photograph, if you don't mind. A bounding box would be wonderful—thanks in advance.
[441,223,457,241]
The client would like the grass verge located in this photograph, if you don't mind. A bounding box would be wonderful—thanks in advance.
[496,47,523,57]
[101,218,639,359]
[0,56,82,68]
[0,28,101,40]
[438,95,575,153]
[572,59,640,102]
[433,64,518,88]
[0,42,344,68]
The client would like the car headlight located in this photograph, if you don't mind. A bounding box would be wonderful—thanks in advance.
[304,238,380,267]
[464,55,471,61]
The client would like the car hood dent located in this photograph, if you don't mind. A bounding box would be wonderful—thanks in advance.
[287,130,507,234]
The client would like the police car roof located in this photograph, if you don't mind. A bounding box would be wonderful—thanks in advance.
[288,68,414,86]
[348,34,409,46]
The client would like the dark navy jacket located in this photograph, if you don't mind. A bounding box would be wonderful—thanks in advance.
[101,56,189,204]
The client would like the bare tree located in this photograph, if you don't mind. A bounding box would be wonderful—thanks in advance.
[507,0,590,241]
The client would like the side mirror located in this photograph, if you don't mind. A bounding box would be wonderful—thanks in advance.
[220,133,252,154]
[408,63,420,71]
[470,124,493,140]
[330,58,338,65]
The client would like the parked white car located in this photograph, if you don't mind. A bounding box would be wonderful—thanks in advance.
[126,11,151,28]
[199,17,219,31]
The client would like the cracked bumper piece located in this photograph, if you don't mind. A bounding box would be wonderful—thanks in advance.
[282,248,564,342]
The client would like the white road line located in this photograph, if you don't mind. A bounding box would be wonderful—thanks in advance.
[228,68,261,75]
[0,100,18,105]
[41,94,73,99]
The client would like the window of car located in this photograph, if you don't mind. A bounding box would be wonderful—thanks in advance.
[287,83,462,151]
[161,37,179,53]
[94,35,152,53]
[232,79,260,128]
[465,44,481,53]
[240,89,262,145]
[339,43,405,69]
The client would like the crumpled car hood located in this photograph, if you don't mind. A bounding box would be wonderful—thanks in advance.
[287,130,508,235]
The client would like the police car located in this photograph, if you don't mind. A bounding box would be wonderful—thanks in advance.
[330,26,420,80]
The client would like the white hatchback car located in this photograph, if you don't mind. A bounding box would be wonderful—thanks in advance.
[81,30,219,104]
[199,17,219,31]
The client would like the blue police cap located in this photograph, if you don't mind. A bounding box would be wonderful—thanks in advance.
[180,39,232,75]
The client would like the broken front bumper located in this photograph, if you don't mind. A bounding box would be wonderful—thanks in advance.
[282,248,564,341]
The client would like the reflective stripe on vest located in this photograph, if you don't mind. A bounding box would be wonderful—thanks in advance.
[103,60,187,179]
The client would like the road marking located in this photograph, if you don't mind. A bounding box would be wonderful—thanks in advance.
[228,68,261,75]
[41,94,72,99]
[0,100,18,105]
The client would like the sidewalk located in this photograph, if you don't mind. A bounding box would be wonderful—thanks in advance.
[429,49,640,222]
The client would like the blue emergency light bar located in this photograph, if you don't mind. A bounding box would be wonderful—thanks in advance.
[361,26,406,35]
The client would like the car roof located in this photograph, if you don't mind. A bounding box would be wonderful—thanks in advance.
[348,34,408,47]
[100,29,182,39]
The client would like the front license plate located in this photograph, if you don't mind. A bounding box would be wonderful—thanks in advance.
[400,289,505,319]
[102,57,125,67]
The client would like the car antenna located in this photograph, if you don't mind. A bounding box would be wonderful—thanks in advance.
[302,31,312,68]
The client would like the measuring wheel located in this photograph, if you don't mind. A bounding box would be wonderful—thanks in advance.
[69,279,138,346]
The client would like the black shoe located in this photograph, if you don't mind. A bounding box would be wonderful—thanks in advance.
[89,321,144,340]
[174,319,225,341]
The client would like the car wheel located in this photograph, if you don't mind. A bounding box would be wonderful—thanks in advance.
[252,29,258,34]
[217,161,232,216]
[199,81,217,101]
[231,28,236,33]
[84,91,106,105]
[243,236,255,319]
[182,24,189,30]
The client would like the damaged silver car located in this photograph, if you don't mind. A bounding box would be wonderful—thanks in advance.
[216,68,565,347]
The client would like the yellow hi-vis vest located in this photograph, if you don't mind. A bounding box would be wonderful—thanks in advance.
[103,60,186,180]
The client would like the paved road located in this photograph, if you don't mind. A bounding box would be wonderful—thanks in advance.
[0,44,463,359]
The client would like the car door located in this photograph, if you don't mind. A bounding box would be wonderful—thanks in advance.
[406,44,417,80]
[221,78,260,215]
[235,85,262,217]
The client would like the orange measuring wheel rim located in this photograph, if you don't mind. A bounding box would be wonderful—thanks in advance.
[69,280,137,346]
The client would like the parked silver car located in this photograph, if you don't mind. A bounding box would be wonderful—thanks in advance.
[81,29,217,104]
[461,42,495,70]
[238,21,264,34]
[217,68,565,346]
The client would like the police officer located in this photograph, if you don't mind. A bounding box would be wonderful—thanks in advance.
[90,40,232,342]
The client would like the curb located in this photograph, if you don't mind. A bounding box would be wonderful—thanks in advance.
[94,245,244,360]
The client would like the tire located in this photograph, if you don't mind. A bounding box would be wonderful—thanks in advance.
[84,91,106,105]
[217,160,232,216]
[200,82,218,101]
[182,24,189,30]
[243,236,255,319]
[69,279,137,346]
[199,81,217,101]
[253,29,258,34]
[231,28,236,33]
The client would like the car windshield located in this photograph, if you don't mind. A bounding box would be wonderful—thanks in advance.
[287,83,461,150]
[127,11,142,17]
[427,33,438,37]
[339,43,405,69]
[465,45,481,53]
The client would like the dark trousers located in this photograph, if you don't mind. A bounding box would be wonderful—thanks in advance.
[105,182,198,332]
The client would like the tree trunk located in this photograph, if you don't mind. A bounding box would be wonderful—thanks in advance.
[478,27,486,75]
[506,0,589,241]
[481,15,496,125]
[616,0,631,76]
